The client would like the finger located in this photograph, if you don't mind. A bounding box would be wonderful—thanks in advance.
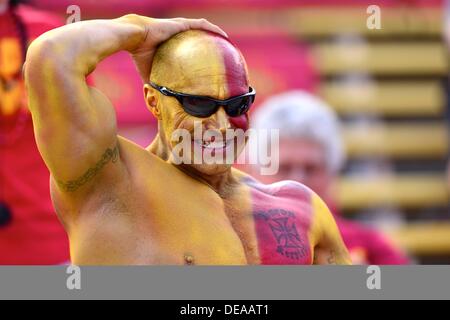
[179,18,228,38]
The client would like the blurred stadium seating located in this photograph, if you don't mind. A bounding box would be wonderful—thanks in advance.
[34,0,450,263]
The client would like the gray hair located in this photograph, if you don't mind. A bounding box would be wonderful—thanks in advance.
[251,91,345,173]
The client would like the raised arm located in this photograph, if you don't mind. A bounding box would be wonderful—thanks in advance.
[311,194,352,265]
[24,15,226,196]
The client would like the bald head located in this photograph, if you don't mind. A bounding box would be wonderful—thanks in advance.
[150,30,249,99]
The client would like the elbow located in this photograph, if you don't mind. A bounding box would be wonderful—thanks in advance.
[26,36,55,65]
[25,36,61,85]
[24,37,66,116]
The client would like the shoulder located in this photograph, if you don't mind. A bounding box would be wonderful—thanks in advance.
[235,169,314,204]
[118,135,170,170]
[235,170,332,223]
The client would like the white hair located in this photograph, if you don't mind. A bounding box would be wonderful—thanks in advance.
[251,90,345,173]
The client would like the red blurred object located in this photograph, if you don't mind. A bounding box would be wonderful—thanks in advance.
[0,111,70,264]
[334,216,411,265]
[93,52,154,125]
[0,5,69,264]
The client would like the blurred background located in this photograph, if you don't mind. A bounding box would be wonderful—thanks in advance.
[1,0,449,264]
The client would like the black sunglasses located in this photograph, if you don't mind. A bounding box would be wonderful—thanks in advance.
[149,82,256,118]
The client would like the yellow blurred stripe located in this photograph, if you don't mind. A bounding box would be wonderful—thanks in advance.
[313,42,448,76]
[287,7,443,38]
[338,174,449,209]
[387,223,450,255]
[320,81,445,117]
[343,123,449,158]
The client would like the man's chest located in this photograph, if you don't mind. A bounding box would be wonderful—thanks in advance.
[72,167,315,265]
[153,180,315,265]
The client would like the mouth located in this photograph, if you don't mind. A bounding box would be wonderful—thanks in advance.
[193,139,234,150]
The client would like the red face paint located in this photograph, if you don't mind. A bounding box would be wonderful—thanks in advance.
[229,114,249,131]
[211,34,249,98]
[244,179,313,265]
[209,35,251,131]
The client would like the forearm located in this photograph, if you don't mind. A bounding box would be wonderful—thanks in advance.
[26,15,145,77]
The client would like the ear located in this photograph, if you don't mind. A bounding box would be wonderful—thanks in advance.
[143,83,162,120]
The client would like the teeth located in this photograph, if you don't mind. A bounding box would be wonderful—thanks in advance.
[205,141,226,149]
[195,140,231,149]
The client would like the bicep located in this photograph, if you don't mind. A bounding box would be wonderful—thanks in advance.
[26,46,120,193]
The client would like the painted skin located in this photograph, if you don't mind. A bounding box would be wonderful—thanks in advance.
[25,15,350,265]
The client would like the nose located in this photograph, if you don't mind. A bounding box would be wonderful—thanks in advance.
[210,107,230,133]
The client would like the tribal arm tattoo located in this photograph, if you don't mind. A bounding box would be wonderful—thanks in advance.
[57,143,119,193]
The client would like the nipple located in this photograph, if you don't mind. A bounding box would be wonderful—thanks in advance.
[184,254,195,265]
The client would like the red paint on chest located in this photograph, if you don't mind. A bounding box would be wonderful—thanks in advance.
[248,181,313,265]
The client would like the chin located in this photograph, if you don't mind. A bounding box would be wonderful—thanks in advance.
[189,163,232,176]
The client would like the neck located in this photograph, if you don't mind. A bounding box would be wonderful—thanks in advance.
[178,164,237,198]
[148,133,170,161]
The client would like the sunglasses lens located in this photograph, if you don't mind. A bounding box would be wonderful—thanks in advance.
[182,97,217,118]
[226,97,252,117]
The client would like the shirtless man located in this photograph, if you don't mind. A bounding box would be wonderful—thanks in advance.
[25,15,350,265]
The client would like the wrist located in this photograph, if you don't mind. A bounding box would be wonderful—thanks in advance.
[115,14,150,52]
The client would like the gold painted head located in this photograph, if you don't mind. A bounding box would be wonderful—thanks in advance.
[144,30,251,176]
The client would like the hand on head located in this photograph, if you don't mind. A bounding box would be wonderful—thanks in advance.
[121,15,228,82]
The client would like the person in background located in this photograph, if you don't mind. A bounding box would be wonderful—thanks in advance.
[0,0,69,264]
[251,91,410,264]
